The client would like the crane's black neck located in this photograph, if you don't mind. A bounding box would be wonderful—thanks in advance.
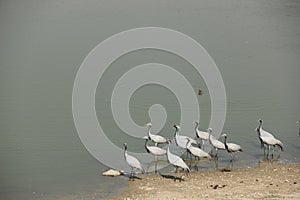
[256,120,262,136]
[224,136,229,150]
[186,139,191,149]
[174,128,178,136]
[124,145,128,159]
[195,122,199,131]
[147,125,152,136]
[144,139,150,153]
[258,120,262,130]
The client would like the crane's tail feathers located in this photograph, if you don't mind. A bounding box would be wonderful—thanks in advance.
[187,168,191,173]
[277,144,283,151]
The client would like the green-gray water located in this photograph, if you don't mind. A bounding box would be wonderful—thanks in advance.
[1,0,299,199]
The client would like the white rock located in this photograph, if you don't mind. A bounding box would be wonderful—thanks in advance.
[102,169,123,177]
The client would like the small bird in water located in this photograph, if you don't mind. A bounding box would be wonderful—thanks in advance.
[198,89,203,96]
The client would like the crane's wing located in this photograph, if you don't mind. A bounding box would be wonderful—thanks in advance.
[126,155,144,171]
[148,146,166,155]
[260,128,275,138]
[173,157,189,170]
[228,143,242,151]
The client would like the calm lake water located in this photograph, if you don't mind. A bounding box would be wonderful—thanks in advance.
[1,0,299,199]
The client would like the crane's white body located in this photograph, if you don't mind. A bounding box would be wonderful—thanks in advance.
[146,122,167,145]
[194,121,209,149]
[208,128,226,153]
[173,125,197,149]
[124,143,144,178]
[260,136,283,148]
[186,139,211,159]
[222,133,243,159]
[143,137,166,173]
[166,142,190,173]
[260,136,283,156]
[259,127,275,138]
[144,137,166,156]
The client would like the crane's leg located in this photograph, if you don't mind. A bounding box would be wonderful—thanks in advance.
[195,157,200,171]
[186,168,190,176]
[154,155,158,174]
[129,167,133,181]
[198,141,202,149]
[186,150,190,160]
[214,156,219,170]
[276,146,281,159]
[267,145,270,159]
[229,159,233,170]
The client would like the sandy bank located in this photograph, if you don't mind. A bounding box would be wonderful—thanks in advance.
[113,163,300,200]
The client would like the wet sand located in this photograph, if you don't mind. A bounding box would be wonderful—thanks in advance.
[113,163,300,200]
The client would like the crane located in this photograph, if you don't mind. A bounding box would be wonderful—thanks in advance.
[166,140,190,174]
[143,136,166,173]
[146,122,167,146]
[221,133,243,160]
[256,119,283,157]
[186,138,211,170]
[194,121,209,150]
[208,128,226,156]
[123,143,145,180]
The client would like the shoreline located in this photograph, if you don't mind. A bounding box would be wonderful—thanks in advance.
[113,163,300,200]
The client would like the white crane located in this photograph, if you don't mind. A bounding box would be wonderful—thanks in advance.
[173,125,197,149]
[194,121,209,150]
[208,128,226,156]
[256,119,274,153]
[221,133,243,159]
[255,126,284,157]
[166,140,190,173]
[186,138,211,170]
[146,122,167,146]
[186,138,211,160]
[143,136,166,173]
[256,119,283,156]
[123,143,145,180]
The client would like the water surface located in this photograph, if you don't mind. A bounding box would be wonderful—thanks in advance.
[0,0,299,199]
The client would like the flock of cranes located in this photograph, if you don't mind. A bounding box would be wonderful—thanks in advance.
[123,119,285,179]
